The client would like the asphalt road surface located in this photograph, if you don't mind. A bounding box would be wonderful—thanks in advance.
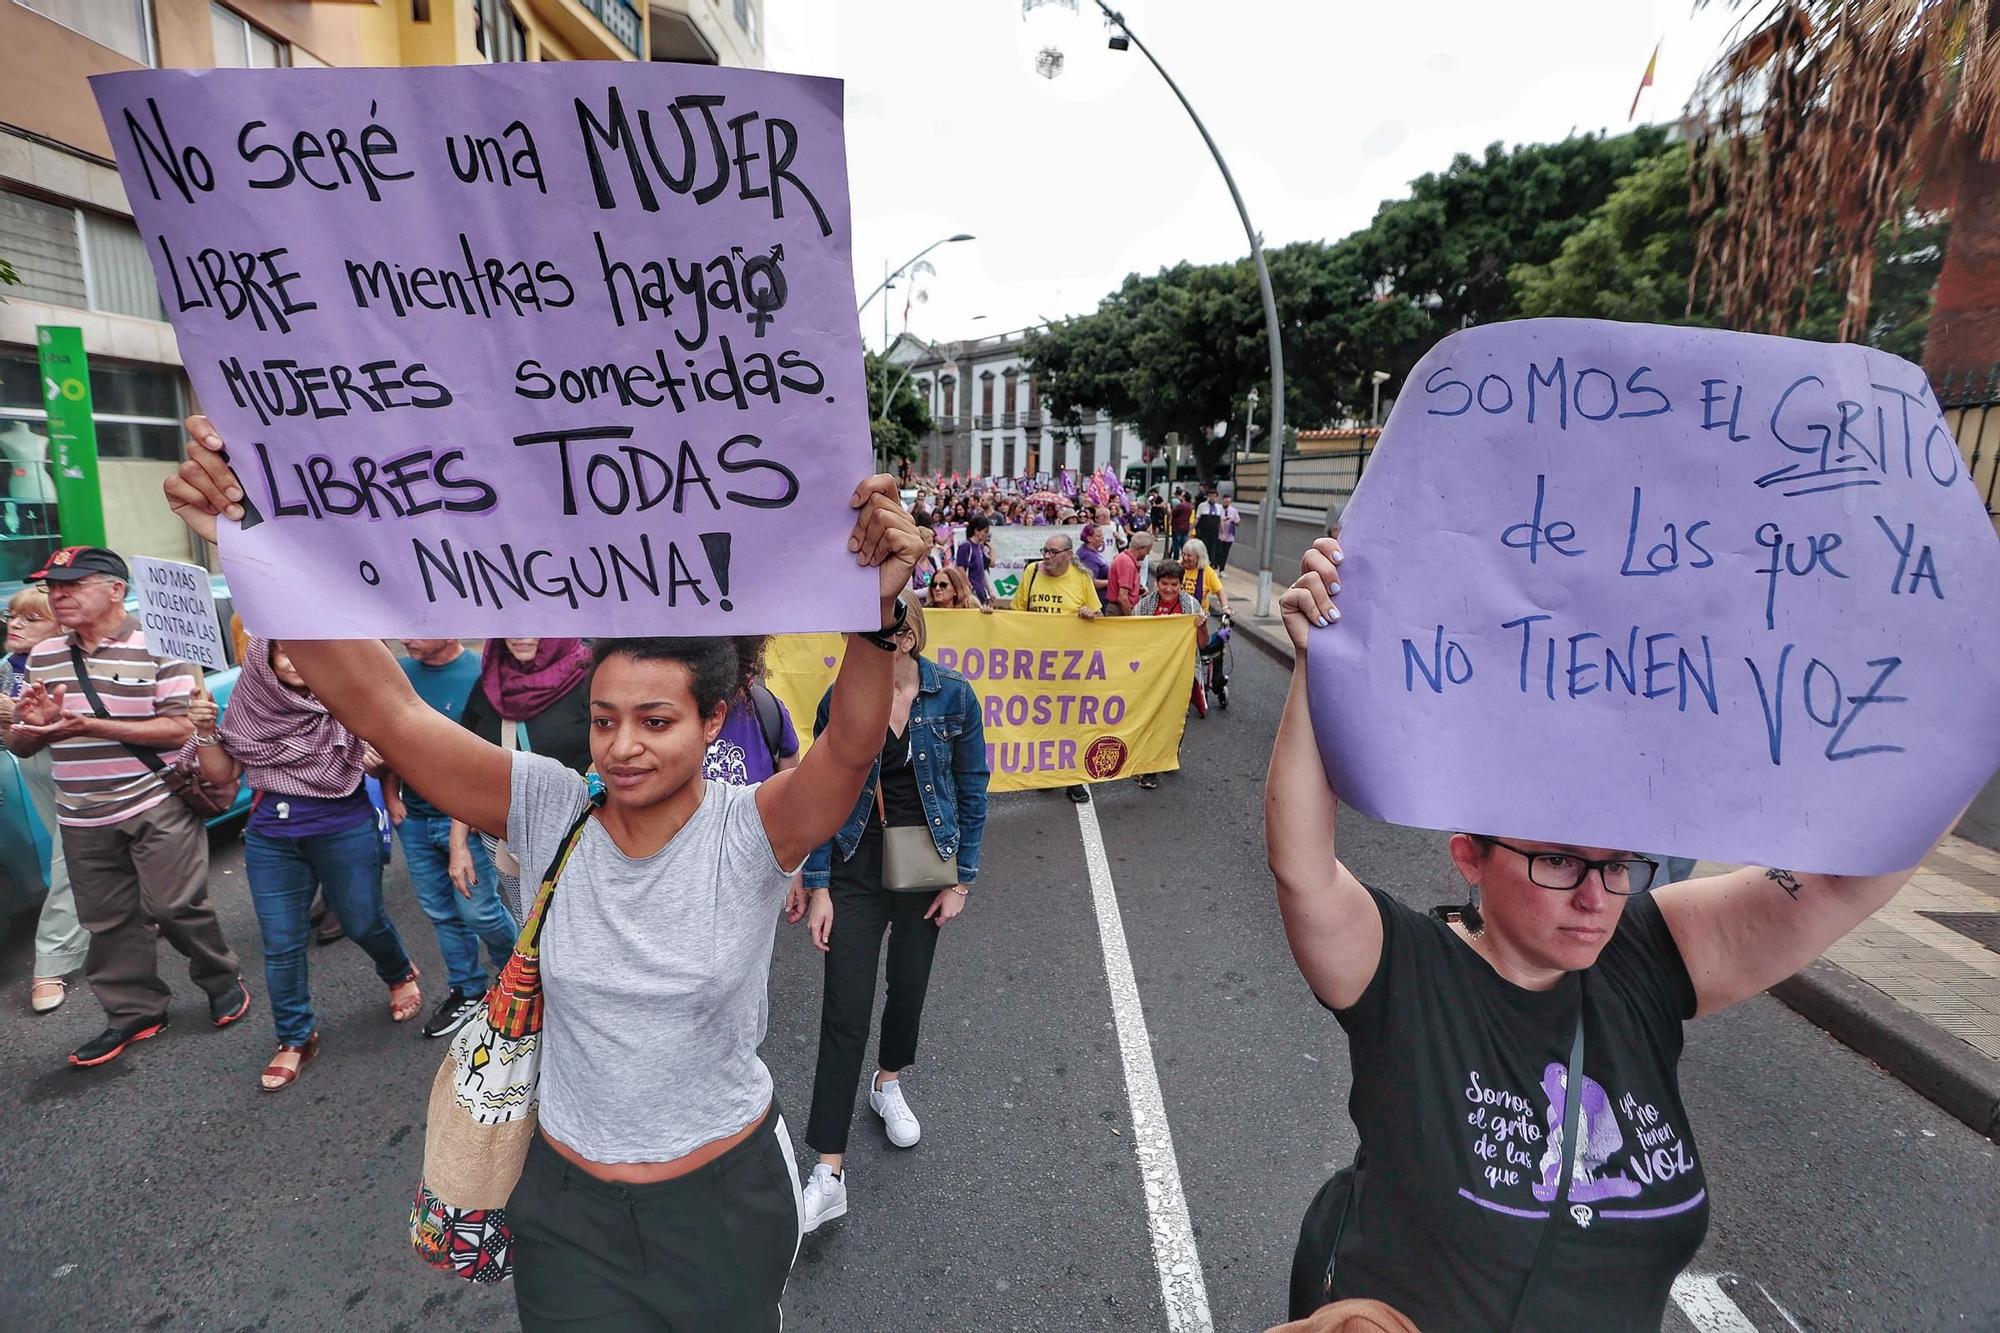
[3,642,1997,1332]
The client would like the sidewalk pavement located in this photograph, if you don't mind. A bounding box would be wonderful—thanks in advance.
[1216,562,2000,1142]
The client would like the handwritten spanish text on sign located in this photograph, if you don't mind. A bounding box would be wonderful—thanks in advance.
[91,65,874,638]
[1310,319,2000,876]
[130,556,226,670]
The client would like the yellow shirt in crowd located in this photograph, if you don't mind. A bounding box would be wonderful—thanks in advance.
[1015,563,1103,616]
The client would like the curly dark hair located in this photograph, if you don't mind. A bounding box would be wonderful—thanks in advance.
[589,638,741,718]
[731,635,770,697]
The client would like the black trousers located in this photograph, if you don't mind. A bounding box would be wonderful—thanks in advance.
[805,826,943,1155]
[509,1109,802,1332]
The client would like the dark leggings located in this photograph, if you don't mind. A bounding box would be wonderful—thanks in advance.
[805,827,943,1155]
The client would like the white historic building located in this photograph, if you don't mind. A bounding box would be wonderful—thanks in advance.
[885,328,1145,481]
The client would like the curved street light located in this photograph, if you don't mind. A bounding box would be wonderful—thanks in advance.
[1077,3,1289,615]
[856,233,976,317]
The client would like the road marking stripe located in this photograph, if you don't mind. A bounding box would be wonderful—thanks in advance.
[1074,798,1214,1333]
[1671,1273,1760,1333]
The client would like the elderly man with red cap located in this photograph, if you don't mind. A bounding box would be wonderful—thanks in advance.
[6,546,249,1068]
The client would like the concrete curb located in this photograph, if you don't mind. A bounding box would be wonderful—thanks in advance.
[1771,960,2000,1143]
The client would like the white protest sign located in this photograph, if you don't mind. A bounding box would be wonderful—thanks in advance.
[130,557,228,670]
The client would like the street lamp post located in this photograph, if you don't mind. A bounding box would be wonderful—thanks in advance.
[1236,385,1258,490]
[1087,2,1287,616]
[856,233,975,317]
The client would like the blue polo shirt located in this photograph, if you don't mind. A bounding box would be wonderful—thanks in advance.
[398,649,484,819]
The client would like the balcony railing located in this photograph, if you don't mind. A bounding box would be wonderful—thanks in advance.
[581,0,644,57]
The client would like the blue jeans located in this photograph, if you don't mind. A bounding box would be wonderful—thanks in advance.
[397,811,517,995]
[244,820,413,1046]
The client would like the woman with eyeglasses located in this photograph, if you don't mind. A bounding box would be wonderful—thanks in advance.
[1263,536,1943,1333]
[1,586,87,1013]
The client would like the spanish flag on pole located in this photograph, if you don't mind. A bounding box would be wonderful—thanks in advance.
[1629,40,1660,121]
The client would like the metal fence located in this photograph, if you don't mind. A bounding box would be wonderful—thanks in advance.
[1232,448,1374,519]
[1938,364,2000,534]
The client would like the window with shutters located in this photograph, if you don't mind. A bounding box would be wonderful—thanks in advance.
[0,189,85,308]
[80,212,164,321]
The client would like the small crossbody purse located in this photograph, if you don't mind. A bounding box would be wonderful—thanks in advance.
[875,739,957,892]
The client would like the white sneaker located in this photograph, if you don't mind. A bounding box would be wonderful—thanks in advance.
[870,1076,921,1148]
[800,1162,847,1233]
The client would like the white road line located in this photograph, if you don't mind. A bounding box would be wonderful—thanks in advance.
[1671,1273,1761,1333]
[1074,798,1215,1333]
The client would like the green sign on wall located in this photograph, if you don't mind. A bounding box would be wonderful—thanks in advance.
[36,325,105,549]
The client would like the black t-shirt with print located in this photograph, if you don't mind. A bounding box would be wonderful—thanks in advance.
[1324,887,1709,1332]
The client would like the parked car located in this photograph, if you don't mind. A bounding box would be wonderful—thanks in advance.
[0,573,249,918]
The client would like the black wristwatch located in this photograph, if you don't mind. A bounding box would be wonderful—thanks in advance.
[858,597,908,652]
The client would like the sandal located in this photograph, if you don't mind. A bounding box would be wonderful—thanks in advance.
[260,1033,320,1093]
[1137,774,1160,790]
[388,965,423,1024]
[30,976,68,1015]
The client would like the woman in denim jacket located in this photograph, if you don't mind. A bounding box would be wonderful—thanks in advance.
[797,592,989,1232]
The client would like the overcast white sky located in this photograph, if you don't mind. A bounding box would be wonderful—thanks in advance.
[766,0,1750,351]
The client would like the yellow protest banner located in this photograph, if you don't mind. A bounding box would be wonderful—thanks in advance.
[762,609,1199,791]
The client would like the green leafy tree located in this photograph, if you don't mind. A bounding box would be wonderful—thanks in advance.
[1029,129,1680,467]
[0,253,19,301]
[866,350,933,472]
[1513,143,1946,362]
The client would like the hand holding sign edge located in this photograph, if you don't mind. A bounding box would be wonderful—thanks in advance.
[166,415,247,545]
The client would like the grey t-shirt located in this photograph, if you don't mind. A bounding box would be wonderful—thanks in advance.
[509,751,796,1163]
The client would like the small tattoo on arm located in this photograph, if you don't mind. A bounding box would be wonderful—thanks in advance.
[1766,868,1803,900]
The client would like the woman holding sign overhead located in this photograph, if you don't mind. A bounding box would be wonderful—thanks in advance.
[168,416,926,1332]
[1263,537,1944,1333]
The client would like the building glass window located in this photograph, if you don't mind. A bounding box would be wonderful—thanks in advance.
[474,0,527,62]
[1003,371,1017,416]
[80,212,164,322]
[14,0,154,65]
[1,348,188,463]
[941,376,955,419]
[981,373,994,418]
[1028,377,1040,418]
[0,189,85,308]
[210,3,288,67]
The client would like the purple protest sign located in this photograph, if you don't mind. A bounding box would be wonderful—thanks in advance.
[90,65,876,637]
[1310,319,2000,876]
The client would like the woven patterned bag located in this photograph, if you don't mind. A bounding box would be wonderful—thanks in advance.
[409,796,598,1283]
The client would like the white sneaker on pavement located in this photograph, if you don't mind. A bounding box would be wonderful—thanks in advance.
[800,1162,847,1233]
[871,1076,921,1148]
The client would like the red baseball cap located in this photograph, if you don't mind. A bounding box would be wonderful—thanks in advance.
[30,546,130,583]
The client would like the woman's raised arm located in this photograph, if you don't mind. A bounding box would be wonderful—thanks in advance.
[1265,538,1381,1011]
[1655,851,1938,1018]
[166,418,514,838]
[758,479,923,869]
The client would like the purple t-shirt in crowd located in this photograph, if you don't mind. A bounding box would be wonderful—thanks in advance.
[1077,544,1110,582]
[248,785,374,839]
[701,692,800,786]
[955,540,991,603]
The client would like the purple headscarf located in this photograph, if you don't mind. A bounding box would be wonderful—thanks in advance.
[479,638,592,721]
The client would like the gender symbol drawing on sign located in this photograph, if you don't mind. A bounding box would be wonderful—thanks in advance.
[1310,318,2000,877]
[90,65,873,638]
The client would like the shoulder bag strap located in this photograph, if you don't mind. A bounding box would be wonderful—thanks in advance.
[750,682,784,765]
[513,794,600,956]
[68,643,167,774]
[1508,978,1589,1333]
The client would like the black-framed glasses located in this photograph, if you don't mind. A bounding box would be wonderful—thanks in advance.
[1486,839,1659,895]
